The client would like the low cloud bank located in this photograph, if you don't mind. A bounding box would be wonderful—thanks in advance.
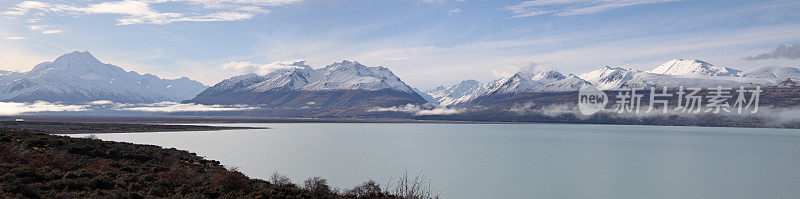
[89,100,115,105]
[109,101,258,113]
[508,102,800,125]
[0,100,258,115]
[0,101,89,115]
[371,104,463,116]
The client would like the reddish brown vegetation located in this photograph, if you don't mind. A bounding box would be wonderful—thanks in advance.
[0,128,400,198]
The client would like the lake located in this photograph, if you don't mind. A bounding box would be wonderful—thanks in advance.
[65,123,800,198]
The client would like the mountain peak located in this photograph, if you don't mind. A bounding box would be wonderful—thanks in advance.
[673,59,708,64]
[53,51,101,65]
[32,51,104,72]
[532,70,566,81]
[324,60,367,71]
[649,59,740,76]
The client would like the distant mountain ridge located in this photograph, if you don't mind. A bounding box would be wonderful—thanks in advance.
[4,52,798,117]
[427,59,800,107]
[187,60,427,108]
[0,51,207,104]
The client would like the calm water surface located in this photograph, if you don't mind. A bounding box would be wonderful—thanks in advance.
[66,123,800,198]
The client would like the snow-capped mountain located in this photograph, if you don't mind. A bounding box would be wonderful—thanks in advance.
[578,66,640,90]
[578,60,800,90]
[306,60,415,92]
[188,60,426,107]
[0,51,207,104]
[485,70,589,95]
[740,66,800,79]
[200,60,414,93]
[426,80,486,107]
[426,71,590,106]
[647,59,741,76]
[484,72,541,95]
[203,60,415,94]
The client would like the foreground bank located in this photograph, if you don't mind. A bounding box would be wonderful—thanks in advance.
[0,128,417,198]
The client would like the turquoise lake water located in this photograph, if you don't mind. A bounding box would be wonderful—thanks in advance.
[66,123,800,198]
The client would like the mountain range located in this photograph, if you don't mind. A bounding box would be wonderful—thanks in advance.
[186,60,428,109]
[426,59,800,107]
[0,51,207,104]
[2,51,798,115]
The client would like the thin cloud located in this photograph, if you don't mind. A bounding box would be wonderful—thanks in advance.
[447,7,462,16]
[27,25,62,34]
[41,30,62,34]
[491,62,547,78]
[223,60,309,75]
[507,0,680,18]
[3,0,300,25]
[0,100,259,115]
[745,43,800,60]
[4,36,26,40]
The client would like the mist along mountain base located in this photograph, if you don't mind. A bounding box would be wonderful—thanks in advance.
[0,121,267,134]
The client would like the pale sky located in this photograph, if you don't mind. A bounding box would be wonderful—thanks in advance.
[1,0,800,90]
